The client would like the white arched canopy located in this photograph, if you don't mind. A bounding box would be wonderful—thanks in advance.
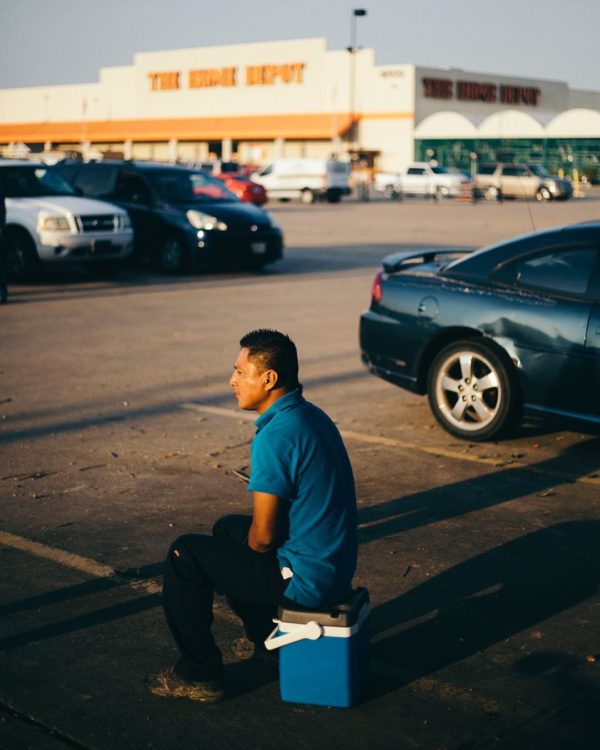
[415,111,478,138]
[478,110,546,138]
[546,108,600,137]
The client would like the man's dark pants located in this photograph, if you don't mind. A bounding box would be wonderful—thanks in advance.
[162,514,285,682]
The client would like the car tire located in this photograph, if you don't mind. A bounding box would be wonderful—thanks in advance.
[484,186,500,202]
[5,229,40,280]
[384,185,400,200]
[158,235,188,273]
[427,339,519,441]
[536,186,552,202]
[436,186,450,200]
[300,188,315,204]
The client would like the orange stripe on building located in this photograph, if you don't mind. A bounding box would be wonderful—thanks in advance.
[0,112,414,144]
[361,112,414,121]
[0,113,363,143]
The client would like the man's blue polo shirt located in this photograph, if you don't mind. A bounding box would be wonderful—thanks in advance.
[247,389,357,608]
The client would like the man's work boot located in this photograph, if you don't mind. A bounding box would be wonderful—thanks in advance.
[231,637,278,668]
[146,666,225,703]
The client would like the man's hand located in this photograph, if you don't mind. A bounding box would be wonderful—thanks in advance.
[248,491,281,553]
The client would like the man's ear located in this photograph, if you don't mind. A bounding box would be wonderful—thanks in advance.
[263,369,279,391]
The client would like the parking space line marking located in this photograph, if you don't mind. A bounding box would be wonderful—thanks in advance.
[0,531,162,595]
[340,429,506,467]
[341,430,600,486]
[0,531,116,578]
[179,403,600,486]
[0,531,241,623]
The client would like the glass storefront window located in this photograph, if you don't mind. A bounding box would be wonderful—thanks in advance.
[415,138,600,183]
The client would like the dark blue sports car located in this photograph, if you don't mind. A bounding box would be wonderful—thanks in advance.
[360,222,600,440]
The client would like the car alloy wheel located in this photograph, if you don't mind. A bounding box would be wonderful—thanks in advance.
[484,186,500,202]
[427,340,518,441]
[300,188,315,204]
[536,186,552,202]
[159,236,186,273]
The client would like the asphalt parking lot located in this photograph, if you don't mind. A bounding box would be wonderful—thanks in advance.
[1,192,600,750]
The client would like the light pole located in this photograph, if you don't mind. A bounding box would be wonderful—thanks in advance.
[348,8,367,154]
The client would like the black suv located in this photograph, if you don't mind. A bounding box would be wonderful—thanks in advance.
[55,160,283,272]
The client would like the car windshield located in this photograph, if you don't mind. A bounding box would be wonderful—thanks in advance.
[529,164,550,177]
[144,169,237,203]
[0,165,76,197]
[431,166,449,174]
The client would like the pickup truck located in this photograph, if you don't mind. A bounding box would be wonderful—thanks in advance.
[475,163,573,202]
[373,162,469,199]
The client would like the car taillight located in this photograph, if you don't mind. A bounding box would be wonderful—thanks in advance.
[372,270,383,303]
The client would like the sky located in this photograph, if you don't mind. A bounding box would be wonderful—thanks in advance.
[1,0,599,91]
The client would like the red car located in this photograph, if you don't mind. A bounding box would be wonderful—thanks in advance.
[216,173,268,206]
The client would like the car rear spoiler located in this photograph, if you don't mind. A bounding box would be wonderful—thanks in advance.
[382,248,470,274]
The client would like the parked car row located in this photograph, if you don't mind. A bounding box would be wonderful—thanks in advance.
[178,157,354,206]
[373,161,574,203]
[360,222,600,440]
[0,159,284,278]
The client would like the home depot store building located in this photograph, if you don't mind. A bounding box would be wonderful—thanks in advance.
[1,37,599,177]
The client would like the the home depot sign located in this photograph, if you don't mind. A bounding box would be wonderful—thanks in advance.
[422,77,541,106]
[148,63,305,91]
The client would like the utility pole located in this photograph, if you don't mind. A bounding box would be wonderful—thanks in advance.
[348,8,367,152]
[348,8,368,198]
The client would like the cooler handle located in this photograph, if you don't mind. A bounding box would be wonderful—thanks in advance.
[264,620,324,650]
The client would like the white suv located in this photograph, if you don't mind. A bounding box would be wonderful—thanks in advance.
[0,160,133,278]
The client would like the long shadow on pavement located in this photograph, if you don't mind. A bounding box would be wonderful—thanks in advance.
[5,242,473,305]
[367,521,600,746]
[2,437,599,726]
[358,439,600,546]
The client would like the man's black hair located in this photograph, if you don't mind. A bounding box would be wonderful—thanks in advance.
[240,329,301,392]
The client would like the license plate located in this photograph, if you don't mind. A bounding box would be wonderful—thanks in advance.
[251,242,267,254]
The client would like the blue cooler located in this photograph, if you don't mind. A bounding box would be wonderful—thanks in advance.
[264,588,369,708]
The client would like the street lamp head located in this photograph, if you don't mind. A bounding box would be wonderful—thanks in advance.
[353,8,367,16]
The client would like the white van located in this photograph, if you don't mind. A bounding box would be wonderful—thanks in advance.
[252,158,351,204]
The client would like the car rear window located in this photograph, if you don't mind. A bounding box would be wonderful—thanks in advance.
[74,164,119,199]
